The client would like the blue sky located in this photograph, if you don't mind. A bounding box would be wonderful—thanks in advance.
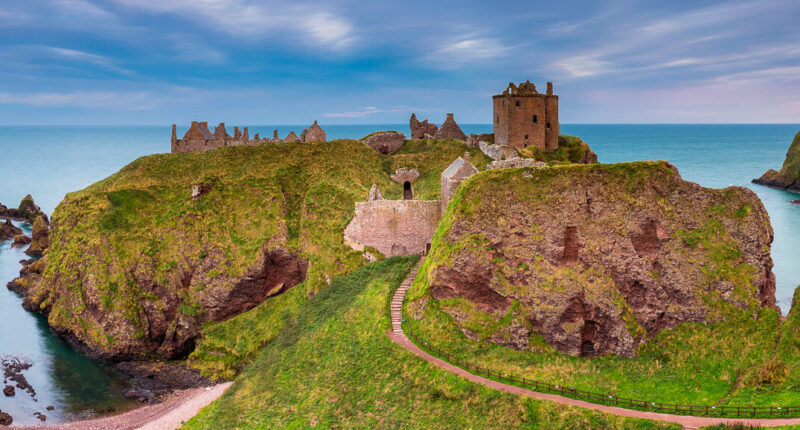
[0,0,798,125]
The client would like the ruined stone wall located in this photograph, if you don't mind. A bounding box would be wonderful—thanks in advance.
[544,96,560,151]
[343,200,441,256]
[172,139,226,153]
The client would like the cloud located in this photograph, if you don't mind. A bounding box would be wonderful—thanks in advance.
[323,106,407,118]
[168,34,227,63]
[553,55,613,78]
[425,37,513,69]
[44,46,133,75]
[0,90,155,110]
[108,0,356,49]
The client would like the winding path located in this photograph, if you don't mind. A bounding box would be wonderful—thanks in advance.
[388,258,800,429]
[16,382,232,430]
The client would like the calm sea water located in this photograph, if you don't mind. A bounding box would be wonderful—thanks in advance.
[1,124,799,423]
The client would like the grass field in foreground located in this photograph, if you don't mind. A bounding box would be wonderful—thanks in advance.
[183,257,676,429]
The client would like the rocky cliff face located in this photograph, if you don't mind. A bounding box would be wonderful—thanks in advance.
[6,139,492,362]
[412,162,775,357]
[753,130,800,193]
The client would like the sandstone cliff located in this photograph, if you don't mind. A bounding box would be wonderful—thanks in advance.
[753,130,800,193]
[409,161,775,357]
[7,139,491,361]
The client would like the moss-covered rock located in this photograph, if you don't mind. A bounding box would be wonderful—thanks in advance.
[23,215,49,257]
[408,161,776,358]
[518,135,598,165]
[9,139,491,361]
[753,130,800,193]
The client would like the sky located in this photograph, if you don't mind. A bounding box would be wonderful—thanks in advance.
[0,0,798,125]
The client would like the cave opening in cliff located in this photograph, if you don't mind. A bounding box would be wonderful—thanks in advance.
[581,341,595,357]
[581,320,598,357]
[403,181,413,200]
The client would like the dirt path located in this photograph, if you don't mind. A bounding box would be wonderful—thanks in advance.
[13,382,232,430]
[389,263,800,429]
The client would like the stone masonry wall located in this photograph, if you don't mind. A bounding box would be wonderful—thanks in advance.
[343,200,441,257]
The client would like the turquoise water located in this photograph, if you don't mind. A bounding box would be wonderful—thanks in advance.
[0,222,135,426]
[0,124,799,423]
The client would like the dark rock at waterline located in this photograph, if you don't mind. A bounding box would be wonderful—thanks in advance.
[790,199,800,205]
[45,406,54,411]
[1,356,36,399]
[3,385,14,397]
[11,234,31,248]
[0,411,12,425]
[0,195,48,224]
[18,259,35,267]
[0,219,22,242]
[116,361,214,393]
[34,411,46,421]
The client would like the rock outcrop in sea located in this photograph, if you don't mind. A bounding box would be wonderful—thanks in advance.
[0,195,48,224]
[753,130,800,193]
[0,219,22,242]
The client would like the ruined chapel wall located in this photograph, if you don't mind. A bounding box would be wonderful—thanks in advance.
[343,200,441,256]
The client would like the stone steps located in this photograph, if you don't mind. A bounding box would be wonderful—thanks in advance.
[391,258,425,334]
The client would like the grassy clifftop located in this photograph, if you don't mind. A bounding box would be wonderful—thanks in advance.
[18,138,492,361]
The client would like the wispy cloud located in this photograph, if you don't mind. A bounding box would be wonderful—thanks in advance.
[425,37,513,69]
[108,0,356,49]
[0,90,155,110]
[44,46,133,75]
[324,106,407,118]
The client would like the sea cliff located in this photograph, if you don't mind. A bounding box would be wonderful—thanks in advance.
[753,130,800,193]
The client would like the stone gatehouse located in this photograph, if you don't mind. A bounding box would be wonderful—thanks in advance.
[343,153,477,257]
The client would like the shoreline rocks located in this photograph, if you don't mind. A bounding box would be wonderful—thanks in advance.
[11,234,31,248]
[753,130,800,193]
[1,219,23,242]
[0,195,48,224]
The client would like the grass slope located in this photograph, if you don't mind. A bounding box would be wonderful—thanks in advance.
[183,257,676,429]
[404,163,799,410]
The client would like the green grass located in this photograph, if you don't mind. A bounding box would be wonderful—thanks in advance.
[519,134,596,164]
[26,138,492,362]
[403,161,800,412]
[182,257,676,429]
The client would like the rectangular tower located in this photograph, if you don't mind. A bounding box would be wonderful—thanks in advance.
[493,81,559,151]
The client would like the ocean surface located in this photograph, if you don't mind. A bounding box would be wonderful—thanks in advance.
[1,123,799,423]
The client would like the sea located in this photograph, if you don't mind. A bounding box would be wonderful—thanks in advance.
[1,123,799,424]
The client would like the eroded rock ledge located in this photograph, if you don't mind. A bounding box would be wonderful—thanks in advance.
[416,161,776,358]
[8,248,307,361]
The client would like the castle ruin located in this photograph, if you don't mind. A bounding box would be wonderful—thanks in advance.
[343,153,477,257]
[171,120,327,153]
[493,81,559,151]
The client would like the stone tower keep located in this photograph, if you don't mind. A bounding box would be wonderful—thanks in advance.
[492,80,559,151]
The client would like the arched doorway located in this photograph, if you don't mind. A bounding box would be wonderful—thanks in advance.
[403,181,413,200]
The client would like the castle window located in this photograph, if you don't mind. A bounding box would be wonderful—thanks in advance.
[496,116,499,124]
[533,115,538,123]
[524,135,528,139]
[547,122,551,129]
[515,100,520,107]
